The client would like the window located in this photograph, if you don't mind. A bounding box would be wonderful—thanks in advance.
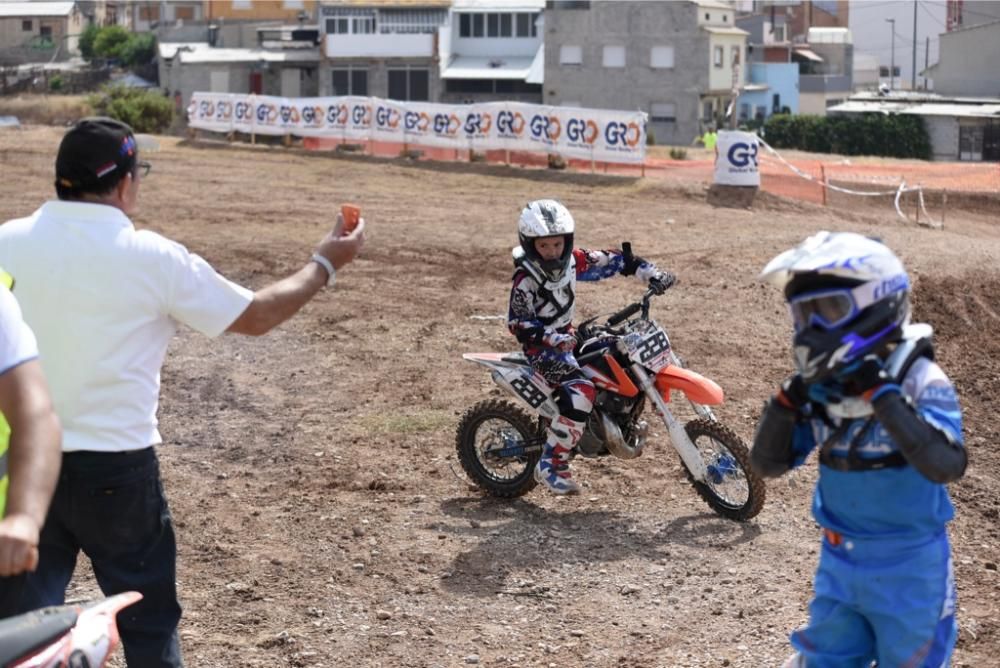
[139,6,159,20]
[879,65,901,77]
[352,17,374,34]
[487,13,499,37]
[714,45,724,68]
[650,45,674,68]
[603,45,625,68]
[773,24,786,42]
[21,20,32,31]
[516,13,531,37]
[332,67,368,96]
[560,45,582,65]
[705,13,710,20]
[326,17,349,34]
[650,103,676,123]
[473,13,484,37]
[500,13,512,37]
[772,93,781,113]
[175,6,195,21]
[39,26,52,39]
[283,0,305,8]
[388,68,429,101]
[703,100,714,121]
[739,103,750,122]
[460,13,471,37]
[731,45,741,65]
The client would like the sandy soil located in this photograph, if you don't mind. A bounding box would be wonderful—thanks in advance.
[1,126,998,668]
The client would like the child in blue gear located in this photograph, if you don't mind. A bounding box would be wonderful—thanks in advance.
[752,231,967,668]
[508,199,674,495]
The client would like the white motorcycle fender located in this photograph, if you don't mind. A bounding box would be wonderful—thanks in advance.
[462,354,559,420]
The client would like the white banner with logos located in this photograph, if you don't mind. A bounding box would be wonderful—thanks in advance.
[714,130,760,186]
[188,93,648,164]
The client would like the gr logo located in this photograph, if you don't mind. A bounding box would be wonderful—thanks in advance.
[604,121,641,147]
[376,106,401,129]
[496,110,525,136]
[326,104,348,125]
[727,142,758,168]
[198,100,214,117]
[279,105,300,124]
[404,111,430,132]
[256,104,278,123]
[352,105,372,126]
[464,112,492,135]
[530,115,561,141]
[566,118,598,144]
[434,113,460,135]
[215,101,233,120]
[234,101,253,120]
[301,106,324,125]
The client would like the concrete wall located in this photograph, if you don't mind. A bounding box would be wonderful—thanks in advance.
[932,23,1000,98]
[543,1,708,146]
[738,61,798,120]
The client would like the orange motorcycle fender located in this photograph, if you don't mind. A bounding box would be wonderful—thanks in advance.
[654,365,724,405]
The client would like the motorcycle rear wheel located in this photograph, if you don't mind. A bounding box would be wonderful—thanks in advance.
[455,399,543,497]
[682,418,766,521]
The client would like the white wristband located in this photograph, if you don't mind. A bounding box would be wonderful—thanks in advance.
[310,253,336,287]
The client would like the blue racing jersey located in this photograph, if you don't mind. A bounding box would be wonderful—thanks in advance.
[790,357,963,539]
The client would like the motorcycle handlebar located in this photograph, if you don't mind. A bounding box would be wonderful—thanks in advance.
[605,287,658,326]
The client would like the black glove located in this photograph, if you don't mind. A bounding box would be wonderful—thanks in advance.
[778,374,809,409]
[620,241,645,276]
[837,355,892,397]
[648,271,676,295]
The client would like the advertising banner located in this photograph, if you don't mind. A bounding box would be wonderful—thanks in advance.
[714,130,761,186]
[188,92,648,165]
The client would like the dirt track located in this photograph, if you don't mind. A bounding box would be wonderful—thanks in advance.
[1,126,998,667]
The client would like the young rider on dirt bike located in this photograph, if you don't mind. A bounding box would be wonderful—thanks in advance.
[508,199,674,495]
[752,231,967,667]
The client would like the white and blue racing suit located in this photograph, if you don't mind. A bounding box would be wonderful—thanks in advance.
[753,351,966,668]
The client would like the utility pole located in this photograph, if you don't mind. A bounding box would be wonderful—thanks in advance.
[911,0,918,90]
[886,18,896,90]
[924,35,929,90]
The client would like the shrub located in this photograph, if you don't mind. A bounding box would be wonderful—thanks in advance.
[49,75,64,92]
[762,112,930,160]
[119,33,156,67]
[646,128,656,146]
[669,147,687,160]
[88,85,173,134]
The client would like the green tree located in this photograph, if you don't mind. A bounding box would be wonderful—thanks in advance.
[78,23,100,60]
[92,25,131,61]
[120,32,156,67]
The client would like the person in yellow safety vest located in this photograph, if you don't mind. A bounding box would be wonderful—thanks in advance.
[0,266,62,617]
[703,129,718,151]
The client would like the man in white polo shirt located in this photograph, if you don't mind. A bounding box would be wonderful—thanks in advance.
[0,269,62,617]
[0,118,365,666]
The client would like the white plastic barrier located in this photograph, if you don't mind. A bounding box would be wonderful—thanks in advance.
[187,93,648,165]
[714,130,760,187]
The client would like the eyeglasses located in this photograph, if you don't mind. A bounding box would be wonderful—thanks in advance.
[136,161,152,178]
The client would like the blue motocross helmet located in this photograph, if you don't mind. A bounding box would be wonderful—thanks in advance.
[760,231,911,384]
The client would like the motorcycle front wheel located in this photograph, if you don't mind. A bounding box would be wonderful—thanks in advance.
[682,418,766,521]
[455,399,543,498]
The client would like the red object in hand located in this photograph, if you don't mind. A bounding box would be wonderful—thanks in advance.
[341,204,361,234]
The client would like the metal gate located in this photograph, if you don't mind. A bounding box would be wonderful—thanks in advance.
[984,120,1000,162]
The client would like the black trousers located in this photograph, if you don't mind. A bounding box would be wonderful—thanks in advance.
[17,447,183,667]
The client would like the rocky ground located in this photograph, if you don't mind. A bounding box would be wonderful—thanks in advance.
[1,126,997,667]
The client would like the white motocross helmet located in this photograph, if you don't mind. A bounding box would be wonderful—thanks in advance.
[515,199,575,283]
[760,231,911,387]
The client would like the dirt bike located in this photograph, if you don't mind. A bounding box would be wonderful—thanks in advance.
[0,591,141,667]
[456,281,766,521]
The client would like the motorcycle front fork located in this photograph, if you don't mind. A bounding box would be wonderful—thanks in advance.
[630,361,709,482]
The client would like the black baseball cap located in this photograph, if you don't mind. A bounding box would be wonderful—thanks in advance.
[55,117,138,191]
